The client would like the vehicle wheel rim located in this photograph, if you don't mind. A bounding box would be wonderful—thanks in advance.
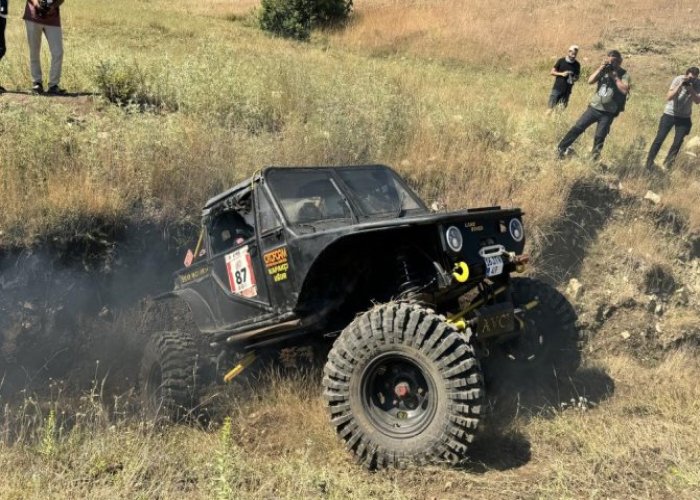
[361,352,437,439]
[506,311,546,362]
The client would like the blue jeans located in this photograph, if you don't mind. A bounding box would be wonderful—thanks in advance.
[558,106,617,159]
[646,113,692,168]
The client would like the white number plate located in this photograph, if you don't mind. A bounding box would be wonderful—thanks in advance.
[225,246,257,298]
[484,255,504,277]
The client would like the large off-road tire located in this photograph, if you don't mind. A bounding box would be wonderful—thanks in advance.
[140,330,204,421]
[496,277,582,377]
[322,303,483,469]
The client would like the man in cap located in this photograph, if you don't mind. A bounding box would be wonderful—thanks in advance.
[557,49,631,160]
[547,45,581,112]
[645,67,700,170]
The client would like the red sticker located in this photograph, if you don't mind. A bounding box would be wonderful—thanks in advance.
[184,249,194,267]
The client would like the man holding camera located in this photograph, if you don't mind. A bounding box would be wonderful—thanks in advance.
[0,0,7,94]
[547,45,581,112]
[23,0,65,95]
[557,50,630,160]
[645,67,700,170]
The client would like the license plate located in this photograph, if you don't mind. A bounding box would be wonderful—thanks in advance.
[484,255,504,277]
[475,303,515,338]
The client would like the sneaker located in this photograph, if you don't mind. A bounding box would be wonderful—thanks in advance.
[47,85,66,95]
[557,146,574,159]
[31,82,44,94]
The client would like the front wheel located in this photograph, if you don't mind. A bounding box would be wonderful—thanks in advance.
[322,303,483,469]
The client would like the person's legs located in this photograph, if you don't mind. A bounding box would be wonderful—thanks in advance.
[44,26,63,89]
[0,17,6,93]
[663,117,692,168]
[548,90,563,109]
[558,106,600,154]
[559,89,572,108]
[0,17,6,62]
[591,112,616,160]
[646,114,674,168]
[25,21,44,89]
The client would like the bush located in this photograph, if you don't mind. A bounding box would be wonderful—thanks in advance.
[259,0,353,41]
[94,60,144,106]
[93,60,178,111]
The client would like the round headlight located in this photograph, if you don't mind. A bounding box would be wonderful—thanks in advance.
[509,218,524,242]
[446,226,463,252]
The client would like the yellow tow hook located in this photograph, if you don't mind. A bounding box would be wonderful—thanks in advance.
[223,352,257,383]
[452,261,470,283]
[451,319,468,331]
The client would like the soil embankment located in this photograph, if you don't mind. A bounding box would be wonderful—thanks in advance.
[0,222,189,396]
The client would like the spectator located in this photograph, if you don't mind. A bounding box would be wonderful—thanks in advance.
[547,45,581,112]
[645,67,700,170]
[557,50,630,160]
[24,0,65,94]
[0,0,7,93]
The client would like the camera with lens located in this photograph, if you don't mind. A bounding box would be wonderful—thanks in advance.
[37,0,53,17]
[681,80,692,87]
[603,63,614,72]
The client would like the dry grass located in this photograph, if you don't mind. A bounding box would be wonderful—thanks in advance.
[1,354,699,498]
[340,0,700,71]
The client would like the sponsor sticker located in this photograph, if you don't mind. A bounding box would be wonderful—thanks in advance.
[263,246,289,283]
[178,266,209,285]
[225,246,257,297]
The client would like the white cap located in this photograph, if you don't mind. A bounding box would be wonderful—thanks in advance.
[568,45,579,52]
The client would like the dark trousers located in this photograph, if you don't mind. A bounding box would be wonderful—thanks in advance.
[558,106,617,159]
[646,113,692,168]
[548,88,572,108]
[0,17,6,61]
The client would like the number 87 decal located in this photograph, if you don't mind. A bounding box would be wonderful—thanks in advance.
[225,246,257,298]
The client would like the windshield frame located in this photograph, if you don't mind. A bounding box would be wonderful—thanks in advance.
[263,165,427,227]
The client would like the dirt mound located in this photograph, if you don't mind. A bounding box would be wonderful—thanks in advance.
[546,179,700,362]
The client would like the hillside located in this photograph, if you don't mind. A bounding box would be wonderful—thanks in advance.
[1,0,699,498]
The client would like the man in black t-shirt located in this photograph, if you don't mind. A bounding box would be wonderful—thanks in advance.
[547,45,581,111]
[557,49,630,160]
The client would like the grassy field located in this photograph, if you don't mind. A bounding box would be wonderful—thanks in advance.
[0,0,698,243]
[1,0,700,498]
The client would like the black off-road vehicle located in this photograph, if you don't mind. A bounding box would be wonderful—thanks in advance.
[141,164,580,468]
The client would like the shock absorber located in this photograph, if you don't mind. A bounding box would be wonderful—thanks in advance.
[395,249,421,295]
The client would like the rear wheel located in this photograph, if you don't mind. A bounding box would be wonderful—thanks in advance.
[497,278,582,376]
[322,303,483,469]
[140,330,204,421]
